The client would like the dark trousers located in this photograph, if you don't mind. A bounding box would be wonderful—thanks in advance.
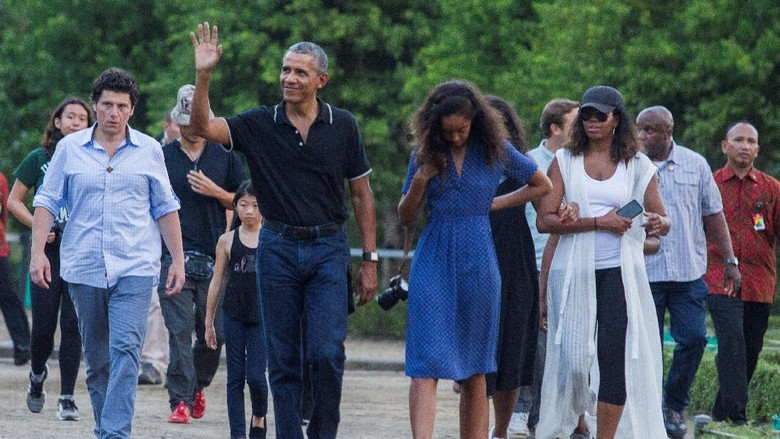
[0,257,30,351]
[223,313,268,439]
[257,228,349,439]
[743,301,771,385]
[29,245,81,395]
[159,259,224,410]
[651,279,709,412]
[595,267,628,405]
[707,295,747,424]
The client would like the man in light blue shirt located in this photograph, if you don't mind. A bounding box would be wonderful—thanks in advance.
[637,106,740,439]
[512,99,579,436]
[30,68,185,439]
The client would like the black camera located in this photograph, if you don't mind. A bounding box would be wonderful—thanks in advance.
[377,274,408,310]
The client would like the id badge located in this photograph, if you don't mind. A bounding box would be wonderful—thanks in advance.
[753,212,766,231]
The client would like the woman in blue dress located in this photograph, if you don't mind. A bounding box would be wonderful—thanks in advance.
[398,81,552,439]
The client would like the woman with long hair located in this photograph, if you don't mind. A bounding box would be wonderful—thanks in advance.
[8,96,93,421]
[483,95,577,439]
[398,81,552,438]
[535,86,669,438]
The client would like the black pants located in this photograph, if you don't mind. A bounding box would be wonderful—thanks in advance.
[29,245,81,395]
[0,257,30,351]
[708,296,771,423]
[596,267,628,406]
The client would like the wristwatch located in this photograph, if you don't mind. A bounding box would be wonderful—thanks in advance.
[724,256,739,267]
[362,251,379,262]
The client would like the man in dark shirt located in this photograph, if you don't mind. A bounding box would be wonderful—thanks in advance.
[703,122,780,424]
[160,84,246,424]
[188,23,378,439]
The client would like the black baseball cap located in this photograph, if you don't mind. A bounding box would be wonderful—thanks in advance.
[581,86,624,114]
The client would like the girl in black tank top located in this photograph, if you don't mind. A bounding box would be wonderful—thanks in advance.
[204,182,268,439]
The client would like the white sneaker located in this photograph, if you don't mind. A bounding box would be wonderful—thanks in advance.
[508,411,530,436]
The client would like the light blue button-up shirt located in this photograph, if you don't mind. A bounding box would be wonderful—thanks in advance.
[525,140,555,269]
[644,141,722,282]
[33,124,180,288]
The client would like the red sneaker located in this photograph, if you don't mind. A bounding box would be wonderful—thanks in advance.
[192,390,206,419]
[167,401,190,424]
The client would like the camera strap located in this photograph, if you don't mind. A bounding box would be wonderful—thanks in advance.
[397,227,414,276]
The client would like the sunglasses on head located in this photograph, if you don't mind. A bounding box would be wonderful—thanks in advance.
[581,108,610,122]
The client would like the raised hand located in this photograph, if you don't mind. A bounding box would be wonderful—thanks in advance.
[190,21,222,75]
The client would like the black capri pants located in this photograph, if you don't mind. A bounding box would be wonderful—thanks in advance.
[595,266,628,405]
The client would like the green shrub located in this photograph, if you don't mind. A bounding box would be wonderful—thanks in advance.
[668,349,780,422]
[348,299,407,339]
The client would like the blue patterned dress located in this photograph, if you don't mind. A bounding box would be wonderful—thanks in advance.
[402,139,537,380]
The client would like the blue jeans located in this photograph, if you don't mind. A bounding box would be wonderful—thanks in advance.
[257,227,349,439]
[651,279,708,412]
[707,294,747,423]
[223,312,268,439]
[69,276,155,439]
[159,257,224,411]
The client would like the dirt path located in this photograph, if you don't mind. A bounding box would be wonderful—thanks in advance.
[0,359,461,438]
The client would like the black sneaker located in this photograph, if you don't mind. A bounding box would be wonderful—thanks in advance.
[27,364,48,413]
[138,362,162,385]
[57,397,80,421]
[663,406,687,439]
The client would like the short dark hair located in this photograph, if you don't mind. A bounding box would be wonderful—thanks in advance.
[91,67,140,107]
[540,99,579,139]
[724,120,757,140]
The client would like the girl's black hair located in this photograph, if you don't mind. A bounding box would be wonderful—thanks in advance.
[230,180,256,230]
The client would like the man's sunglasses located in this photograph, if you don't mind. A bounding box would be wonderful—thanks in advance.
[581,108,610,122]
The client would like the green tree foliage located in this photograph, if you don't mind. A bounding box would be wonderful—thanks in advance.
[2,0,780,242]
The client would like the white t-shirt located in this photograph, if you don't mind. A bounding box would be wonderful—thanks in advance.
[585,161,627,269]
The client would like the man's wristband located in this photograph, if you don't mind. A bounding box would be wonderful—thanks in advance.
[724,256,739,267]
[362,251,379,262]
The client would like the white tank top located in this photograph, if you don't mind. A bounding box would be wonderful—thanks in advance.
[585,161,627,269]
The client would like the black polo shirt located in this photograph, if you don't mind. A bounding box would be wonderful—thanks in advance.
[162,140,246,257]
[225,98,371,227]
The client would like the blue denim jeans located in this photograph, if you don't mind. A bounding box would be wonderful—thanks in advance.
[707,294,747,423]
[69,276,155,439]
[223,312,268,439]
[159,257,224,411]
[651,278,708,412]
[257,227,349,439]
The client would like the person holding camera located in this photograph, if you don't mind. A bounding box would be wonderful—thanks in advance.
[159,84,246,424]
[9,97,93,420]
[535,86,670,439]
[398,80,551,439]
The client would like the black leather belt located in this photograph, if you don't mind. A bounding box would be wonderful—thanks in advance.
[263,220,343,240]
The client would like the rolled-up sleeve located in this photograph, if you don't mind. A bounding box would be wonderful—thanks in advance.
[148,147,180,220]
[32,143,68,216]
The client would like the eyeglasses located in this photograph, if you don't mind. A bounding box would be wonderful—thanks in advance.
[581,108,610,122]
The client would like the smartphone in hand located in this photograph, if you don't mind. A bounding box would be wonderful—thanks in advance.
[616,199,643,219]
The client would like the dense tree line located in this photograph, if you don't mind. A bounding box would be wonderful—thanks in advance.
[2,0,779,249]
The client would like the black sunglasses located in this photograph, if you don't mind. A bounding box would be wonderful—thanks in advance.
[581,108,610,122]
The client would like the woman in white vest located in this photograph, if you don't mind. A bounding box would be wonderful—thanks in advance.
[535,86,670,439]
